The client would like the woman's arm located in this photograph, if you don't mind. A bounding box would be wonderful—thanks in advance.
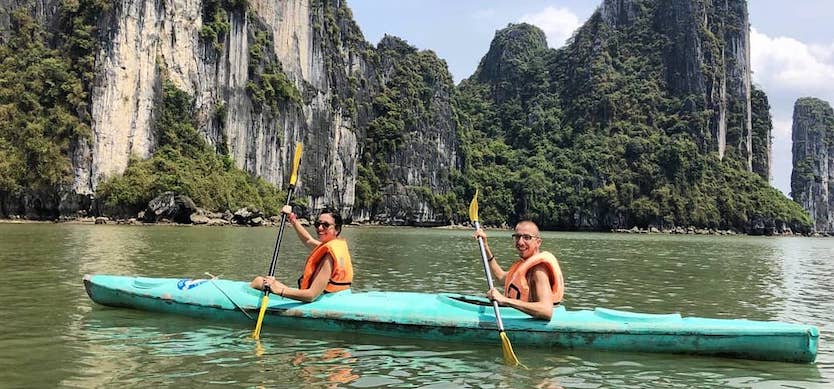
[263,255,332,303]
[283,205,320,250]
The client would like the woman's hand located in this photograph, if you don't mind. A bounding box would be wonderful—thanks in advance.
[250,276,267,289]
[264,276,288,294]
[250,276,288,295]
[282,204,297,224]
[473,228,487,241]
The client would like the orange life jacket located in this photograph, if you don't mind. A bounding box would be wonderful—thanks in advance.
[297,238,353,293]
[504,251,564,304]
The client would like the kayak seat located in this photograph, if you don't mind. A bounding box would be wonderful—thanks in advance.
[444,294,492,307]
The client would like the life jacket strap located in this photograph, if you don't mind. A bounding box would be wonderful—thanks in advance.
[507,285,522,300]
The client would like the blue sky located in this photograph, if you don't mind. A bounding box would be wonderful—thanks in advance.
[349,0,834,197]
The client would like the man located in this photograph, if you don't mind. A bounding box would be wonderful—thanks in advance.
[474,220,564,320]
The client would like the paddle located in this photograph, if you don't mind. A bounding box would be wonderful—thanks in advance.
[252,142,303,340]
[469,189,523,367]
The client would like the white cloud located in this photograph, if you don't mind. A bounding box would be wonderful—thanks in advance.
[750,28,834,196]
[770,119,793,196]
[750,28,834,94]
[520,6,581,48]
[771,118,792,139]
[809,42,834,64]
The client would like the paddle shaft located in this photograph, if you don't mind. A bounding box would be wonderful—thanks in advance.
[263,184,296,293]
[474,221,507,332]
[253,143,302,340]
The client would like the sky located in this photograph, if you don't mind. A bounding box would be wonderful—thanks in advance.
[348,0,834,198]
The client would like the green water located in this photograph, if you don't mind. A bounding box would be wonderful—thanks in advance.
[1,224,831,387]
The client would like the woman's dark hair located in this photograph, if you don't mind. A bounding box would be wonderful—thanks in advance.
[320,207,343,234]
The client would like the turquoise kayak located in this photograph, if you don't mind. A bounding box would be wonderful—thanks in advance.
[83,274,819,363]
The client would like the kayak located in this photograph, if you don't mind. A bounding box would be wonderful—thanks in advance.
[83,274,819,363]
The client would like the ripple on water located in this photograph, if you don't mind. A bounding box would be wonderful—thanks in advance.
[2,226,833,387]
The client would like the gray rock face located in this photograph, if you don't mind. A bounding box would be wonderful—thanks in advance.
[20,0,456,224]
[363,36,460,225]
[600,0,642,28]
[653,0,753,168]
[75,0,339,199]
[791,97,834,232]
[0,0,59,41]
[2,0,765,228]
[51,1,365,218]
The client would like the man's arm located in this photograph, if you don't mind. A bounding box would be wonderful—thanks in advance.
[474,228,506,282]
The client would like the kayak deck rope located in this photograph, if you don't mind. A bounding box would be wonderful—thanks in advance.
[205,272,255,321]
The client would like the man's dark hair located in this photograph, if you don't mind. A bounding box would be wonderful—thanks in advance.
[320,207,343,234]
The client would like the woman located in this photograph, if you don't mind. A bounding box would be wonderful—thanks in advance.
[251,205,353,302]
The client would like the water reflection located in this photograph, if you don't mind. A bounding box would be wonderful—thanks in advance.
[73,306,535,388]
[349,227,483,295]
[771,237,834,373]
[290,347,359,388]
[1,224,832,387]
[550,232,785,319]
[69,225,156,276]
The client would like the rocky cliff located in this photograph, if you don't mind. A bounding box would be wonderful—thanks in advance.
[652,0,753,168]
[750,86,772,181]
[80,0,370,213]
[0,0,58,40]
[791,97,834,232]
[1,0,460,222]
[1,0,806,232]
[357,35,459,224]
[456,1,803,232]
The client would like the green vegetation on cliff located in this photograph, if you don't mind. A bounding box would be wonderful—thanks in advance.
[199,0,249,51]
[751,86,773,181]
[456,21,810,232]
[0,0,815,232]
[358,37,447,206]
[0,5,102,193]
[96,81,284,216]
[791,97,834,215]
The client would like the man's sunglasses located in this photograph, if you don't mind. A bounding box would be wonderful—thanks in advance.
[314,221,333,229]
[512,233,538,241]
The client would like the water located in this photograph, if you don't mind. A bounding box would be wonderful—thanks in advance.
[1,223,831,388]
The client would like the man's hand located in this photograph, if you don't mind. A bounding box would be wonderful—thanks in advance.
[487,287,506,305]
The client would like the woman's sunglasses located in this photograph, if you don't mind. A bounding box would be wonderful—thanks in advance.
[314,221,333,229]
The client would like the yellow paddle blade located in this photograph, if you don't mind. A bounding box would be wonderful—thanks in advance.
[500,331,526,368]
[289,142,303,185]
[252,294,270,340]
[468,189,480,223]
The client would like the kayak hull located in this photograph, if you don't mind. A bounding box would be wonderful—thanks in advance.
[83,274,818,363]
